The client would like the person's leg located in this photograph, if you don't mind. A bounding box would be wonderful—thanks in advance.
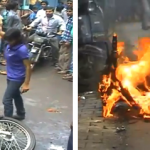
[58,45,71,74]
[13,85,25,119]
[49,37,59,65]
[57,44,67,71]
[3,80,23,117]
[67,128,73,150]
[69,47,73,74]
[62,46,73,79]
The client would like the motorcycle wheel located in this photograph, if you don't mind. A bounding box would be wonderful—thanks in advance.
[0,117,36,150]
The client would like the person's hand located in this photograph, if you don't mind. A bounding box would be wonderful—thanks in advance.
[57,31,62,35]
[59,40,65,45]
[21,83,29,93]
[64,42,71,46]
[26,26,32,31]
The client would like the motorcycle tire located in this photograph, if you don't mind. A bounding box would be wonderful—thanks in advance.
[0,117,36,150]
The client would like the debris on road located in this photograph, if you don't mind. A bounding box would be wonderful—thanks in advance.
[116,126,126,133]
[48,144,64,150]
[47,108,60,113]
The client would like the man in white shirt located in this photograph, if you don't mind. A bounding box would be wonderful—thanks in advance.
[36,0,48,18]
[27,6,66,65]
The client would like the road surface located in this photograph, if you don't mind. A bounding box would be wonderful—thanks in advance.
[78,21,150,150]
[0,61,72,150]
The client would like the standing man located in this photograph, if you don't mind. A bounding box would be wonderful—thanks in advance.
[6,2,22,30]
[36,0,48,18]
[61,0,73,22]
[57,6,73,74]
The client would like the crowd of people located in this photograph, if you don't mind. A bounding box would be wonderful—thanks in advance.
[0,0,73,82]
[0,0,73,119]
[0,1,73,149]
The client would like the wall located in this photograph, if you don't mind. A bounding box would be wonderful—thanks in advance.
[48,0,58,7]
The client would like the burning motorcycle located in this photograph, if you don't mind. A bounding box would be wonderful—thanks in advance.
[0,116,36,150]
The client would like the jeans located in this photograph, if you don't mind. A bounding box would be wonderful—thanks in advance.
[69,47,73,73]
[3,80,25,117]
[67,129,73,150]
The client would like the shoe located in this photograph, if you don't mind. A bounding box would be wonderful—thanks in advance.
[57,70,68,74]
[12,115,25,120]
[55,66,61,71]
[62,74,72,80]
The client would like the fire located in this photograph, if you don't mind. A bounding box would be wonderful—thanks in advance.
[99,37,150,118]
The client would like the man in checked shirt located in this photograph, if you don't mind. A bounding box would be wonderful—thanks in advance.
[56,6,73,74]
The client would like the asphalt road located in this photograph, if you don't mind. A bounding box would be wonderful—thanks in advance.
[0,61,72,150]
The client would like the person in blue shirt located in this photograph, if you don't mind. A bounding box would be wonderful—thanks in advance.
[3,28,32,120]
[29,6,38,22]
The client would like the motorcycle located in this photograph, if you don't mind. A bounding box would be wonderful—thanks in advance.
[78,0,111,93]
[28,32,57,69]
[0,116,36,150]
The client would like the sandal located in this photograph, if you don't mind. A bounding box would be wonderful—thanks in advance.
[0,70,7,75]
[0,60,6,66]
[68,77,73,82]
[63,73,72,77]
[63,75,72,80]
[57,70,68,74]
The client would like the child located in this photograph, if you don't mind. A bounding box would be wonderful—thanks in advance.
[3,28,31,120]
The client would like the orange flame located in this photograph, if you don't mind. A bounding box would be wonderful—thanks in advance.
[99,37,150,117]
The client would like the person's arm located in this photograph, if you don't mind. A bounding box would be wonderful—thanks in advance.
[29,17,41,27]
[6,15,14,29]
[19,47,31,85]
[57,17,66,33]
[23,59,31,85]
[61,10,68,23]
[35,10,41,18]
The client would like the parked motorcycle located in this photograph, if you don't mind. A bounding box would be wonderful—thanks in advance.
[0,116,36,150]
[78,0,111,93]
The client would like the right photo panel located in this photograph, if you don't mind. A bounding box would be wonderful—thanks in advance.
[78,0,150,150]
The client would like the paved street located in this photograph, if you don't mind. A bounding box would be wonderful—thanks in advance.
[0,61,72,150]
[79,21,150,150]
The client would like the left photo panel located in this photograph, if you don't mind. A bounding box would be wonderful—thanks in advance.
[0,0,73,149]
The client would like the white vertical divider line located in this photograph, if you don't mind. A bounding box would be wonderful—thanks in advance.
[73,0,78,149]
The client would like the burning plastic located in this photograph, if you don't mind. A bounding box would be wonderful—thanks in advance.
[99,35,150,119]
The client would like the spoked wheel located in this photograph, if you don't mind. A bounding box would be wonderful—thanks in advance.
[0,117,36,150]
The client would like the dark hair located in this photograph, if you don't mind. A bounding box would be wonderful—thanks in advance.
[67,0,72,2]
[32,6,37,10]
[41,1,48,5]
[5,3,10,10]
[4,28,23,43]
[67,6,73,11]
[9,1,18,10]
[56,6,64,12]
[45,6,54,11]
